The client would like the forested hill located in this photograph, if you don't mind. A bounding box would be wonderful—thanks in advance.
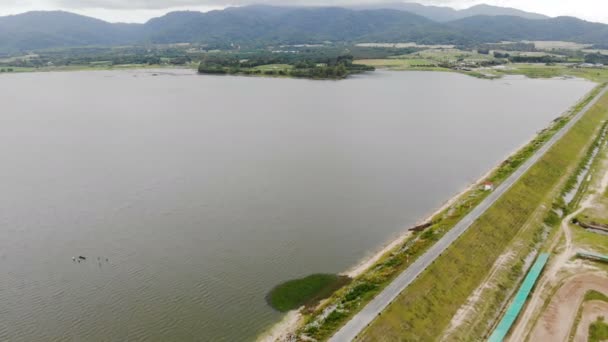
[0,11,139,52]
[142,7,455,45]
[0,4,607,53]
[450,15,608,44]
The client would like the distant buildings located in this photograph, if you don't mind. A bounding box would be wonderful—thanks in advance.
[578,63,604,68]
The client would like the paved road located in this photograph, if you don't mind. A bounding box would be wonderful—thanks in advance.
[329,86,608,342]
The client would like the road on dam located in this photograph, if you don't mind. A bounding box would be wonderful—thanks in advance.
[329,86,608,342]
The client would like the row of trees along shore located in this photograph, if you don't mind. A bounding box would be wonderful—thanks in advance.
[197,53,374,79]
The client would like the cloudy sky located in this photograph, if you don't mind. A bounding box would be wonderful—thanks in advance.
[1,0,607,24]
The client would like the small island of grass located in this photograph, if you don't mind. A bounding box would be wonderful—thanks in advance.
[266,274,351,312]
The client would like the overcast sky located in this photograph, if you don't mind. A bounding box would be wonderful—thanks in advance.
[1,0,607,24]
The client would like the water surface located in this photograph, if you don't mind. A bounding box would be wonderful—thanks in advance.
[0,70,594,341]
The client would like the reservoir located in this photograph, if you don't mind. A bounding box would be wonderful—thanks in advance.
[0,69,594,341]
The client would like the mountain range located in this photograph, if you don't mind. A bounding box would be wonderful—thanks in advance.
[0,4,606,54]
[350,3,549,22]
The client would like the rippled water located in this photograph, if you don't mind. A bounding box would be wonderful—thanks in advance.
[0,69,594,341]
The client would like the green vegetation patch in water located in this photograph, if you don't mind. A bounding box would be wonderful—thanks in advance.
[267,274,351,312]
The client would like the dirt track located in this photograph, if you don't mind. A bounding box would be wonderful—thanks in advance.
[528,273,608,342]
[574,300,608,342]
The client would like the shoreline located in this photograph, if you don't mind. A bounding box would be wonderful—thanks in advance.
[0,64,196,75]
[258,133,540,342]
[341,86,594,282]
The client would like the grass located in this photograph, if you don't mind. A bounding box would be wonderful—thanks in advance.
[266,274,351,312]
[572,228,608,255]
[252,64,293,71]
[590,317,608,342]
[354,58,447,72]
[412,48,495,62]
[585,290,608,302]
[355,89,608,340]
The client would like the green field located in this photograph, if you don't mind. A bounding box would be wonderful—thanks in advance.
[252,64,293,71]
[356,89,608,341]
[586,290,608,302]
[354,58,441,70]
[413,48,494,61]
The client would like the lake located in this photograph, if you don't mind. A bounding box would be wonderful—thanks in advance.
[0,69,594,341]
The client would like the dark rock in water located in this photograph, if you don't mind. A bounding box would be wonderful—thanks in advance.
[409,221,435,232]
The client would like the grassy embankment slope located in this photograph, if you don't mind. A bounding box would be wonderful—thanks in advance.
[355,88,608,341]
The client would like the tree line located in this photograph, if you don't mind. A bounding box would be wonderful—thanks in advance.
[197,52,374,79]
